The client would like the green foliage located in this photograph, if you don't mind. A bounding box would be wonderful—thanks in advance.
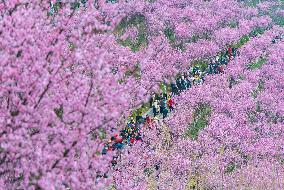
[228,21,239,28]
[49,1,61,16]
[114,14,148,52]
[184,103,212,140]
[10,109,19,117]
[98,128,107,140]
[70,1,81,10]
[118,79,124,84]
[225,162,236,173]
[247,57,266,70]
[271,13,284,27]
[191,35,199,43]
[68,43,76,50]
[160,83,167,94]
[232,26,269,49]
[233,35,250,48]
[246,102,282,124]
[164,27,176,43]
[90,128,107,140]
[163,26,186,51]
[249,27,266,37]
[108,184,117,190]
[243,0,261,7]
[192,60,209,72]
[54,105,64,120]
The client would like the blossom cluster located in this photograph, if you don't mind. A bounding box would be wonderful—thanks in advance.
[0,0,283,189]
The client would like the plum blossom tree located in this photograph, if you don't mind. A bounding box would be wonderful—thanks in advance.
[0,1,151,189]
[1,0,284,189]
[111,22,284,189]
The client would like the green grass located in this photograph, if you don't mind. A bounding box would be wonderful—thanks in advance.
[232,26,269,49]
[130,102,150,121]
[164,26,186,51]
[70,1,81,10]
[249,27,267,37]
[108,184,117,190]
[184,103,212,140]
[232,35,250,48]
[247,57,266,70]
[160,83,167,94]
[243,0,261,7]
[164,27,176,44]
[114,14,148,52]
[271,13,284,27]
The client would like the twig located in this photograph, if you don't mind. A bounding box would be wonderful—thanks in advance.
[34,81,51,109]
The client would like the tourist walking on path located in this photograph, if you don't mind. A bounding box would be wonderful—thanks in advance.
[136,112,144,124]
[186,75,191,89]
[176,77,183,92]
[153,100,159,117]
[160,99,168,119]
[228,46,233,60]
[167,97,174,112]
[171,82,179,96]
[149,94,155,107]
[181,75,187,90]
[145,114,152,125]
[218,64,225,73]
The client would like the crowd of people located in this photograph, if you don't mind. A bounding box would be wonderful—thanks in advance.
[101,34,283,157]
[95,35,283,182]
[101,45,239,156]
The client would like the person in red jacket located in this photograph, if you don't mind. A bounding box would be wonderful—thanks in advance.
[218,65,225,73]
[114,134,123,143]
[228,46,232,60]
[146,115,152,125]
[168,97,174,111]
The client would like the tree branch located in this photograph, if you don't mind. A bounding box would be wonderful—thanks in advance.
[34,81,51,109]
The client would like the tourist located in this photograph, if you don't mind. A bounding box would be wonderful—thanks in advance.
[176,77,183,91]
[186,75,192,89]
[149,94,155,107]
[228,46,232,60]
[171,82,179,96]
[146,115,152,125]
[167,97,174,111]
[153,100,159,117]
[181,75,187,90]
